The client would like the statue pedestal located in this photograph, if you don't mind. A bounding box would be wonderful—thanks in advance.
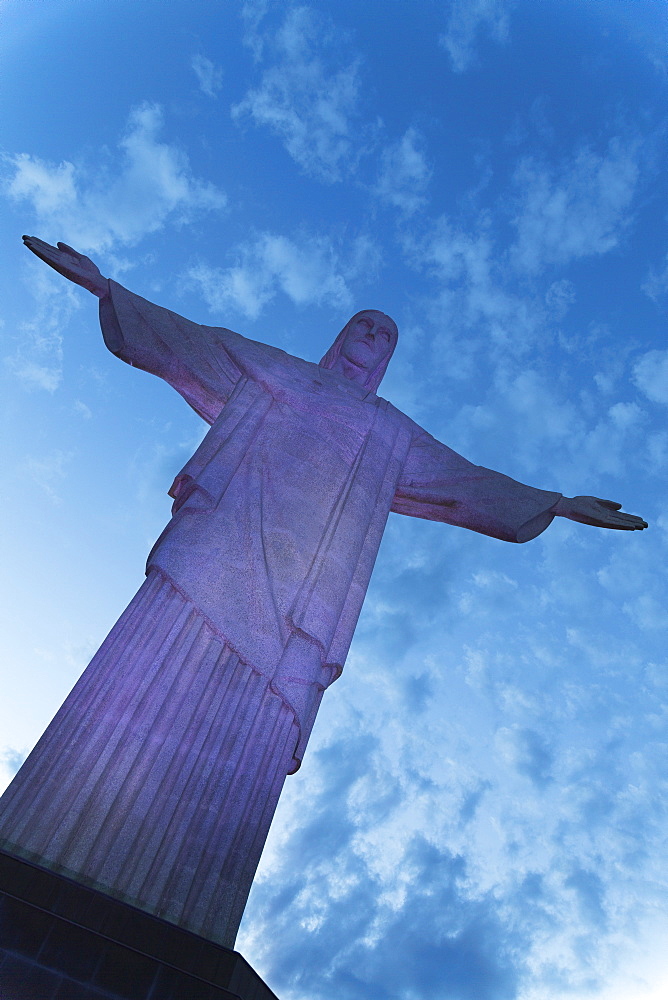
[0,850,278,1000]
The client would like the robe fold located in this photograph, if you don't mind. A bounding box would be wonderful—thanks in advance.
[0,282,560,946]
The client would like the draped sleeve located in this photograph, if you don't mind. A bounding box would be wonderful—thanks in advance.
[392,427,561,543]
[99,279,248,425]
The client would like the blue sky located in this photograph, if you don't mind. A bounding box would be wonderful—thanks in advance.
[1,1,667,997]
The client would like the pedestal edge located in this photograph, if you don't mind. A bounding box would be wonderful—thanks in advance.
[0,849,278,1000]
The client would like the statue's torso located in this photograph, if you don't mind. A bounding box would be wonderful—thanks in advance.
[149,368,413,677]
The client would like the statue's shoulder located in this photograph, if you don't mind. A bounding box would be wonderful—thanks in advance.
[200,324,303,366]
[381,398,421,433]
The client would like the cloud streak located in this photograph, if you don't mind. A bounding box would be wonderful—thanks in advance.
[187,230,381,319]
[0,749,28,798]
[440,0,516,73]
[191,53,223,98]
[510,139,640,273]
[633,349,668,405]
[233,7,365,182]
[4,266,80,392]
[373,128,432,215]
[6,103,226,252]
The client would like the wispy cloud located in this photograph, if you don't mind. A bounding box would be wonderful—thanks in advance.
[22,448,73,503]
[510,139,640,273]
[598,542,668,633]
[544,278,576,320]
[73,399,93,419]
[191,53,223,98]
[440,0,516,73]
[642,254,668,304]
[373,128,431,215]
[1,747,26,778]
[483,361,650,485]
[5,266,80,392]
[187,230,381,319]
[0,748,27,797]
[5,103,226,252]
[238,605,668,1000]
[232,7,365,182]
[633,349,668,405]
[496,725,554,788]
[240,726,525,1000]
[408,215,548,377]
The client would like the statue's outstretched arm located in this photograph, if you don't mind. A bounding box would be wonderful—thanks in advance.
[22,235,244,424]
[551,496,647,531]
[392,427,561,542]
[393,426,648,542]
[23,236,109,298]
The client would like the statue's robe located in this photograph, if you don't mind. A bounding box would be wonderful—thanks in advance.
[0,283,560,946]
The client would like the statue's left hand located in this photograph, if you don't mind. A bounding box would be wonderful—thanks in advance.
[553,496,648,530]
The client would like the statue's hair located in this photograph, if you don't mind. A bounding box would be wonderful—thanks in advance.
[319,310,398,393]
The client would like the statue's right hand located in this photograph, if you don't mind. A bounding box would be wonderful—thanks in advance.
[22,236,109,298]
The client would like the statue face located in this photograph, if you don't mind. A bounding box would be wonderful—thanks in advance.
[340,311,397,373]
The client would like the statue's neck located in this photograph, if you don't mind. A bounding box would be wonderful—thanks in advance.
[329,356,369,387]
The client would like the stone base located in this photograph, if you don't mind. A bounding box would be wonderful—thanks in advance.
[0,850,278,1000]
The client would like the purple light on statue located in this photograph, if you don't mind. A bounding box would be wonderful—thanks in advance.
[0,237,648,948]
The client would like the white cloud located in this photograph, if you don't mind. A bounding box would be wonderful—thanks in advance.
[5,266,80,392]
[191,53,223,98]
[645,430,668,470]
[8,156,78,216]
[545,278,576,320]
[374,128,431,215]
[6,103,226,252]
[510,139,640,273]
[187,230,380,319]
[232,7,364,182]
[607,400,643,430]
[1,747,26,777]
[432,343,654,490]
[440,0,515,73]
[237,605,668,1000]
[642,254,668,303]
[413,216,546,369]
[498,367,580,443]
[622,593,668,631]
[0,748,27,796]
[633,349,668,404]
[74,399,92,419]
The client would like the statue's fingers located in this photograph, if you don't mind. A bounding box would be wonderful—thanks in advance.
[57,242,80,256]
[23,241,60,265]
[610,513,647,529]
[599,518,636,529]
[22,238,79,280]
[25,238,65,262]
[23,235,55,255]
[24,237,75,262]
[24,235,55,249]
[615,511,646,523]
[596,498,622,509]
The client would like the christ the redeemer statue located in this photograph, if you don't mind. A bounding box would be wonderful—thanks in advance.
[0,237,647,949]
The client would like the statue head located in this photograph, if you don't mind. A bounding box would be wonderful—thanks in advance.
[319,309,398,392]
